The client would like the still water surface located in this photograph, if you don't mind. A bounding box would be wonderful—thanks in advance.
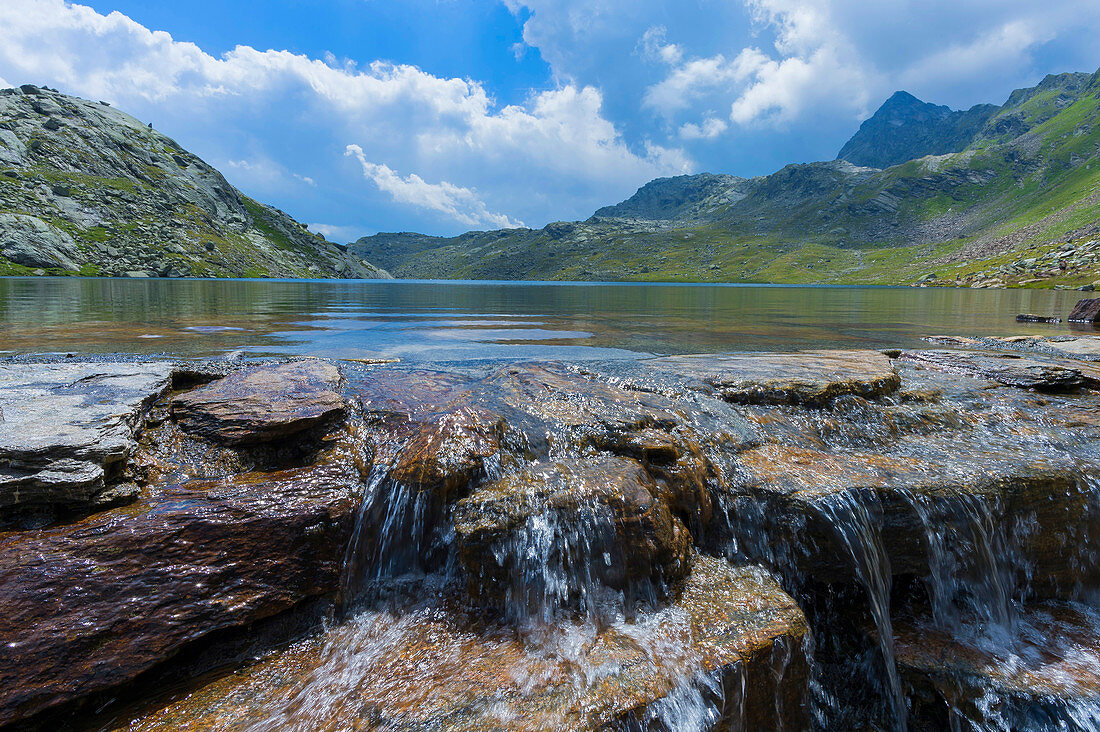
[0,277,1093,360]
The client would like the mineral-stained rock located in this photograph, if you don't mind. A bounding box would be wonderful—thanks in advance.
[452,456,693,614]
[0,362,172,512]
[171,360,346,444]
[899,349,1085,390]
[112,556,810,732]
[0,461,359,726]
[649,350,901,406]
[1068,298,1100,323]
[896,605,1100,729]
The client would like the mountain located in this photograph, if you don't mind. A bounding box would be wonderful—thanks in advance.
[352,69,1100,289]
[0,85,389,279]
[836,91,997,169]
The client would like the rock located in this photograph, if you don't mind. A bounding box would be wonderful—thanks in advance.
[899,350,1085,390]
[0,362,172,513]
[0,212,82,269]
[452,456,693,614]
[0,461,360,727]
[113,556,810,732]
[1069,298,1100,323]
[649,350,901,406]
[1016,314,1061,323]
[721,441,1097,592]
[896,605,1100,729]
[171,361,346,444]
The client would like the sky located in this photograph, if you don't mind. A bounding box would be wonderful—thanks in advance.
[0,1,1098,241]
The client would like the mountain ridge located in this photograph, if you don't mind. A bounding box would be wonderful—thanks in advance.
[352,68,1100,288]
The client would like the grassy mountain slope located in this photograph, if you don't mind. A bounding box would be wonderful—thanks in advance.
[353,70,1100,288]
[0,85,389,279]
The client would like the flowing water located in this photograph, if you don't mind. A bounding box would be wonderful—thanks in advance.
[7,277,1100,730]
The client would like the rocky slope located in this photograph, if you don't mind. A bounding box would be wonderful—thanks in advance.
[353,69,1100,288]
[0,85,389,279]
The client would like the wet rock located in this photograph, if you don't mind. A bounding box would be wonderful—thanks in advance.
[1016,314,1061,323]
[722,442,1096,592]
[0,362,172,513]
[0,462,359,727]
[171,360,346,444]
[452,456,693,614]
[650,349,901,405]
[1068,298,1100,323]
[896,605,1100,730]
[899,349,1085,390]
[387,405,502,499]
[112,556,810,732]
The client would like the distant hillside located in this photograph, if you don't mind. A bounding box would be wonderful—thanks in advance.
[353,70,1100,289]
[0,85,389,278]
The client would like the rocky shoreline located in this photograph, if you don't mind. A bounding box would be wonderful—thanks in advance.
[2,335,1099,730]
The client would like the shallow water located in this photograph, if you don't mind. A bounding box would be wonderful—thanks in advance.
[0,277,1093,360]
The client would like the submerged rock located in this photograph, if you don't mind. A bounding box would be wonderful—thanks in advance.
[897,604,1100,730]
[171,360,346,444]
[0,362,171,514]
[650,349,900,405]
[899,350,1085,390]
[111,556,810,732]
[0,461,359,726]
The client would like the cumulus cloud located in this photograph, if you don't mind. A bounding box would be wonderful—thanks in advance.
[0,0,688,234]
[346,145,524,229]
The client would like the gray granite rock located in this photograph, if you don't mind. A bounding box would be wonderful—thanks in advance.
[0,362,172,511]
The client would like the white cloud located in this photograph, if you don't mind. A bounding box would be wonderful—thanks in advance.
[346,145,523,229]
[308,222,364,241]
[680,117,729,140]
[0,0,688,233]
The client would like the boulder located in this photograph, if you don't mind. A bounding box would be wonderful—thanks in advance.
[171,361,346,444]
[0,362,172,513]
[114,556,810,732]
[0,213,83,270]
[649,350,901,405]
[452,456,693,615]
[0,462,359,726]
[1068,298,1100,323]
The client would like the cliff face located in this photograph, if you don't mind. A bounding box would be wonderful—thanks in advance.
[351,69,1100,288]
[0,85,389,278]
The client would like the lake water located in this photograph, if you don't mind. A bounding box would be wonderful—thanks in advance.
[0,277,1094,360]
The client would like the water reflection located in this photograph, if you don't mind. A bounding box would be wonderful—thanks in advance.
[0,277,1092,360]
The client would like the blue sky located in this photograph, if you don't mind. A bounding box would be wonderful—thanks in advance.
[1,1,1099,241]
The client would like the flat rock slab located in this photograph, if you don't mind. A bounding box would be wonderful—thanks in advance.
[0,462,359,726]
[648,350,900,405]
[897,605,1100,728]
[114,556,809,732]
[899,350,1085,390]
[171,360,346,444]
[0,362,172,510]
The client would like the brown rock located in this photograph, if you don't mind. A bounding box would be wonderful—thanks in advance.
[171,361,346,444]
[0,462,359,726]
[114,556,810,732]
[452,456,693,613]
[1068,298,1100,323]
